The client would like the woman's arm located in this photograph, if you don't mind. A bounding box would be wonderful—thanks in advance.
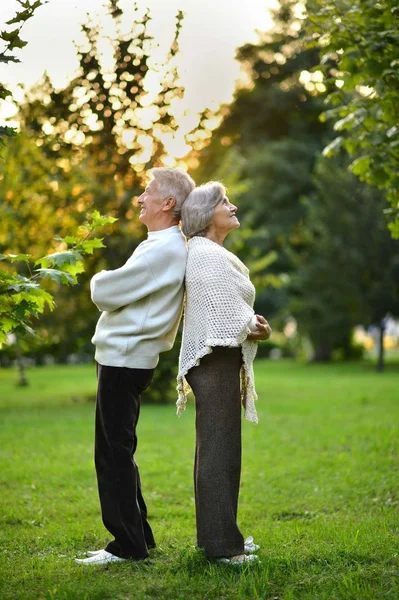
[246,314,272,341]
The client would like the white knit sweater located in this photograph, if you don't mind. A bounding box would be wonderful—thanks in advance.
[91,226,187,369]
[177,236,259,423]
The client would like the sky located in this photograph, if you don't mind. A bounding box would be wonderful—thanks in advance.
[1,0,277,117]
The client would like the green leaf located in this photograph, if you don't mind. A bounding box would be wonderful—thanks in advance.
[58,235,79,245]
[9,36,28,50]
[6,9,32,24]
[34,268,76,285]
[79,238,105,255]
[31,289,54,311]
[322,136,344,158]
[0,55,21,63]
[61,260,85,277]
[13,298,33,320]
[35,250,83,268]
[1,28,20,42]
[5,281,40,293]
[350,155,371,176]
[30,0,47,11]
[0,316,19,335]
[334,113,356,131]
[1,253,33,263]
[388,220,399,239]
[0,125,18,137]
[86,210,118,229]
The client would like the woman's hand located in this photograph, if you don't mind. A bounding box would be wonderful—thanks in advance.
[247,314,272,341]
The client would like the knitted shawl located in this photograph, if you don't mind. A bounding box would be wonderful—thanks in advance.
[176,236,259,423]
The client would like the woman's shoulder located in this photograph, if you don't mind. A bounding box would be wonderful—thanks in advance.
[188,239,249,276]
[187,237,228,265]
[188,236,226,255]
[186,239,231,283]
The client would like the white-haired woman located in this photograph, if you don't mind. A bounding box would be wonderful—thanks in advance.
[177,182,271,565]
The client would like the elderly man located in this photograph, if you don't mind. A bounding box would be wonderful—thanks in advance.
[76,168,195,565]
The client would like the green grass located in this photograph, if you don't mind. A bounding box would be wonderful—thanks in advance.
[0,360,398,600]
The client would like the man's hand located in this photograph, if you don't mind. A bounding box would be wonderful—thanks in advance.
[247,314,272,341]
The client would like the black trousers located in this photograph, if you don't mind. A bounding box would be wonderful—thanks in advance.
[95,362,155,559]
[186,347,244,558]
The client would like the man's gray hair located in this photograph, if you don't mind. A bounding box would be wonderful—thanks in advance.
[181,181,226,239]
[150,167,195,219]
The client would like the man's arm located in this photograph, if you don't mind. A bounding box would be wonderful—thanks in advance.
[90,252,158,312]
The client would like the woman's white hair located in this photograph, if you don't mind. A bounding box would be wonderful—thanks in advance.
[150,167,195,219]
[181,181,226,239]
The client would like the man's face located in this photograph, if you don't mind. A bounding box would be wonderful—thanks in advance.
[136,179,165,229]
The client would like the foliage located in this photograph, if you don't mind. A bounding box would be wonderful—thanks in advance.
[0,211,117,345]
[289,153,399,360]
[305,0,399,236]
[0,2,119,358]
[191,0,399,361]
[13,0,204,342]
[1,1,205,403]
[18,0,203,254]
[0,0,47,147]
[190,0,334,355]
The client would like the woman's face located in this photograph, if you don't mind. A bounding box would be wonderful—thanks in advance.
[209,195,240,237]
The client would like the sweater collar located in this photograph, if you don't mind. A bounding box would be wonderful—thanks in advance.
[147,225,181,240]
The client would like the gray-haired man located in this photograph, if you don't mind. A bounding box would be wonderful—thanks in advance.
[76,168,195,565]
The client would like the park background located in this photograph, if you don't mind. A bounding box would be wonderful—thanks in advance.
[0,0,398,598]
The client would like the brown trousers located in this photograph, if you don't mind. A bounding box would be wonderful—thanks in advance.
[186,346,245,558]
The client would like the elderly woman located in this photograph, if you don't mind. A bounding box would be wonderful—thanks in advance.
[177,181,271,565]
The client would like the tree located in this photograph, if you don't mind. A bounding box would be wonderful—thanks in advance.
[15,0,204,340]
[190,0,399,362]
[0,210,116,383]
[305,0,399,237]
[289,153,399,362]
[19,0,199,260]
[0,0,47,148]
[0,2,117,384]
[3,0,205,400]
[189,0,335,351]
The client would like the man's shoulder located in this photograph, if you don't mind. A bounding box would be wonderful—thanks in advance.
[157,231,187,254]
[143,233,187,272]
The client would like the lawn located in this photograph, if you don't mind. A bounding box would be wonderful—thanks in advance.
[0,359,398,600]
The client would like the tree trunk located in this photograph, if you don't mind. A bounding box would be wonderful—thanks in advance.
[15,338,29,387]
[377,319,385,372]
[312,342,332,362]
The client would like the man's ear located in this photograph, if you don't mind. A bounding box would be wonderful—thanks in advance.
[162,196,176,212]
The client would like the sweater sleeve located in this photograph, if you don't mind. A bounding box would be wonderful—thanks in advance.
[90,251,160,312]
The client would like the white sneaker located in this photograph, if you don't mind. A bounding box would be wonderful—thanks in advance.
[86,549,102,556]
[86,544,155,556]
[217,553,259,566]
[244,536,260,554]
[75,549,126,565]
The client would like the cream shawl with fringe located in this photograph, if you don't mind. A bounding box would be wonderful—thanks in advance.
[176,236,259,423]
